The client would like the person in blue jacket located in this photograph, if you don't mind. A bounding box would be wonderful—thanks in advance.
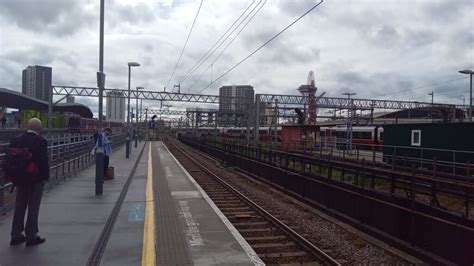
[91,128,113,179]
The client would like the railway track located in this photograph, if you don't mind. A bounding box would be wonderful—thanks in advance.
[165,138,341,265]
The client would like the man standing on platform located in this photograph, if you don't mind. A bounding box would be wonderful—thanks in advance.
[9,118,49,246]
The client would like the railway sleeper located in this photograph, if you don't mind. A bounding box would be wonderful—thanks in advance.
[239,229,282,237]
[237,227,277,233]
[253,243,303,254]
[202,187,231,192]
[209,195,239,200]
[258,251,314,264]
[245,235,287,244]
[258,251,308,259]
[218,206,252,211]
[227,217,265,224]
[252,242,296,249]
[214,202,246,207]
[206,195,237,200]
[222,211,257,218]
[232,221,269,227]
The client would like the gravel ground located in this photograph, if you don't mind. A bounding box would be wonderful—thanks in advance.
[175,140,414,265]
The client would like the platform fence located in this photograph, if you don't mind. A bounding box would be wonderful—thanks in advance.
[205,135,474,180]
[0,133,127,215]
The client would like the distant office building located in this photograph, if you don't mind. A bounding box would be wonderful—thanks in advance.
[22,65,52,102]
[218,85,254,126]
[219,85,254,111]
[106,91,125,122]
[66,96,75,103]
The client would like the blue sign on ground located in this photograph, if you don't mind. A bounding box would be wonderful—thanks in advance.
[128,203,145,222]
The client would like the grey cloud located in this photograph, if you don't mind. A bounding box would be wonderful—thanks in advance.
[2,44,82,71]
[334,8,384,33]
[333,70,470,105]
[278,0,315,17]
[2,46,55,67]
[267,45,320,65]
[405,29,439,47]
[333,71,423,99]
[422,0,472,22]
[106,1,158,29]
[0,61,22,90]
[444,28,474,62]
[370,25,400,48]
[338,72,369,87]
[365,26,441,51]
[0,0,95,36]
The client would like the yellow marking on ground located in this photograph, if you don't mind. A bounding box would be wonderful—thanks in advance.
[142,143,156,266]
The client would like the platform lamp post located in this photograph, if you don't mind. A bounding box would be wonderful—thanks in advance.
[139,98,143,143]
[126,62,140,158]
[94,0,106,196]
[428,91,434,122]
[135,86,144,148]
[342,92,356,152]
[459,69,473,122]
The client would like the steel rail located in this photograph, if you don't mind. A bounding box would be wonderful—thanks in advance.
[166,137,340,265]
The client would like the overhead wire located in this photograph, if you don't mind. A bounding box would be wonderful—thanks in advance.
[196,0,324,94]
[165,0,204,90]
[371,77,468,99]
[188,0,267,91]
[177,0,258,85]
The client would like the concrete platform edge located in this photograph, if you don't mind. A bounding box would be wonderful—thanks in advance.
[161,142,264,266]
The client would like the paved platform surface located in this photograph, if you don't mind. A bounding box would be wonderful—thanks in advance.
[0,141,261,266]
[0,142,147,266]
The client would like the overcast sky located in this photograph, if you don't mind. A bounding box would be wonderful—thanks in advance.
[0,0,473,116]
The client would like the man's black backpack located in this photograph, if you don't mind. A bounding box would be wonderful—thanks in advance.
[2,147,39,185]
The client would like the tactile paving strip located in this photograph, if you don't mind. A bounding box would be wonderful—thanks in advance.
[152,142,193,265]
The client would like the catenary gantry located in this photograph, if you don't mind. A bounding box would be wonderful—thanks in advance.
[53,85,468,110]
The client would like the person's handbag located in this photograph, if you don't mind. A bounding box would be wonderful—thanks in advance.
[106,166,115,179]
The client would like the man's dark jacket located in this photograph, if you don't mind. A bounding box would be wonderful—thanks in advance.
[10,132,49,182]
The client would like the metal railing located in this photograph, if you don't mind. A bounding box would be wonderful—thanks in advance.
[215,136,474,179]
[186,135,474,216]
[0,133,127,215]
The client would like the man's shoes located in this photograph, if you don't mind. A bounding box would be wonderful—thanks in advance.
[9,235,26,246]
[25,236,46,247]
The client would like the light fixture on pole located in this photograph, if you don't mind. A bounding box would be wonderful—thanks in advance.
[342,92,356,152]
[126,62,140,158]
[135,86,144,148]
[459,69,473,122]
[428,91,434,122]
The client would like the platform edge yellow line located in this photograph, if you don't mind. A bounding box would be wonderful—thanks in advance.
[142,143,156,266]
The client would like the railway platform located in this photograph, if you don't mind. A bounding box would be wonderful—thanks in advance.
[0,141,260,266]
